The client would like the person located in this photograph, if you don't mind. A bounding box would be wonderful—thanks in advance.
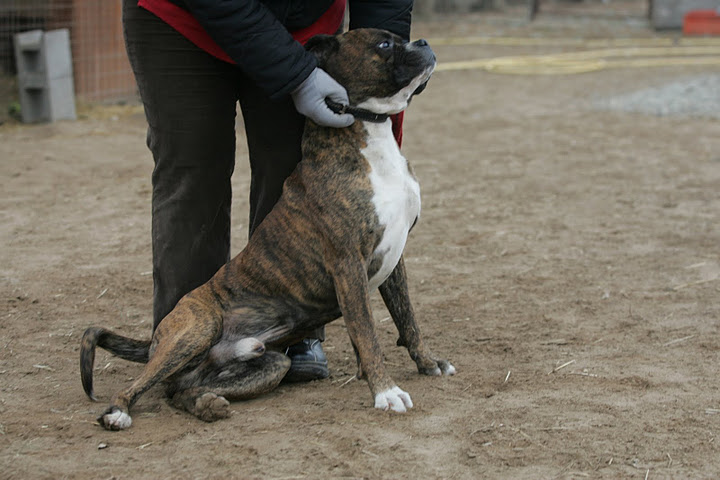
[122,0,412,382]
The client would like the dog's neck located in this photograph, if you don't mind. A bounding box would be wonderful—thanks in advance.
[325,99,390,123]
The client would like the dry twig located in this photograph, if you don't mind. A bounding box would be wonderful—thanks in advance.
[339,376,356,388]
[672,277,719,291]
[362,449,379,458]
[662,335,695,347]
[548,359,575,374]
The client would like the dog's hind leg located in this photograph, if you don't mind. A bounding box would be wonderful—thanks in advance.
[379,257,456,377]
[169,351,291,422]
[98,296,222,430]
[168,388,232,423]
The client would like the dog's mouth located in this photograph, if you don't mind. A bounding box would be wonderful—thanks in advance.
[411,64,435,96]
[399,38,436,95]
[413,80,429,96]
[352,61,436,117]
[399,63,436,101]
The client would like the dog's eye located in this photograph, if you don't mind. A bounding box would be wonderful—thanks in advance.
[378,40,391,49]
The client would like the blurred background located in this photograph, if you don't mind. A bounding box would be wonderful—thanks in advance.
[1,0,717,120]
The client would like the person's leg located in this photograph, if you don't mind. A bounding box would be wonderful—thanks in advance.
[237,75,305,236]
[123,0,241,329]
[237,78,328,382]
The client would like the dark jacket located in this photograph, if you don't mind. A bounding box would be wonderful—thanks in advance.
[172,0,413,99]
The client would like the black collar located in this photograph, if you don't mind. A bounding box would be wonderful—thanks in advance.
[325,99,390,123]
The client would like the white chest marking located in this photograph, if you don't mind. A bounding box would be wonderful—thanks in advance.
[363,120,421,291]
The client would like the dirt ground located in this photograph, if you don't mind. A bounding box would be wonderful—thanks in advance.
[2,3,720,479]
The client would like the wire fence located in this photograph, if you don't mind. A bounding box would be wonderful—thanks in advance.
[0,0,654,119]
[0,0,137,108]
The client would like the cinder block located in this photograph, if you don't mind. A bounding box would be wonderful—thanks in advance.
[14,29,77,123]
[14,30,43,52]
[47,76,78,121]
[651,0,720,29]
[43,30,74,79]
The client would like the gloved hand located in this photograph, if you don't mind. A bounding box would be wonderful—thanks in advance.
[291,68,355,128]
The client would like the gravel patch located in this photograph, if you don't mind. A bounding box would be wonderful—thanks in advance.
[596,74,720,119]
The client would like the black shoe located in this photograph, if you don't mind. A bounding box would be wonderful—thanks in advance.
[283,339,329,383]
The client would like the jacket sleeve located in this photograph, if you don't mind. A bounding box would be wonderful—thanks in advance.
[348,0,413,41]
[182,0,317,99]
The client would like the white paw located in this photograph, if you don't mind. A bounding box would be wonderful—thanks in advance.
[102,409,132,430]
[234,338,265,361]
[374,386,413,413]
[444,363,457,375]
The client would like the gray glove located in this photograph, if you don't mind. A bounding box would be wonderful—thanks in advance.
[291,68,355,128]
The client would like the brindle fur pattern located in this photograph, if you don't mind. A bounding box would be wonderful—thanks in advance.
[80,29,454,430]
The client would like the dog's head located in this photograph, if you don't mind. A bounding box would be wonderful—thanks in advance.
[306,28,436,115]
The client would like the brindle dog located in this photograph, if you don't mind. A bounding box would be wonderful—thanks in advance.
[80,28,455,431]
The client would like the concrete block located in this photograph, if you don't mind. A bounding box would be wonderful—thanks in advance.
[651,0,720,29]
[14,30,43,52]
[14,29,77,123]
[43,29,74,79]
[47,76,78,122]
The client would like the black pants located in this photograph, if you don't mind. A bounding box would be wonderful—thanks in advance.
[123,0,322,339]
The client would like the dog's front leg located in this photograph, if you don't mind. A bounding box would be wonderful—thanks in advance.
[331,259,413,413]
[379,256,456,376]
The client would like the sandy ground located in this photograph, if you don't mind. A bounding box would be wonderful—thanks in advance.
[2,3,720,479]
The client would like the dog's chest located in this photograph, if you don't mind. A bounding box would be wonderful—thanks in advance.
[361,121,421,290]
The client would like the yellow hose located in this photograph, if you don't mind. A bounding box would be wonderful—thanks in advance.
[430,36,720,74]
[428,36,720,47]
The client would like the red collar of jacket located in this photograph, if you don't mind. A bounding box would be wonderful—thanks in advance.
[137,0,345,63]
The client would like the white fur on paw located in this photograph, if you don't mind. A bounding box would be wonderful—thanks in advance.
[234,338,265,361]
[374,386,413,413]
[103,410,132,430]
[444,363,457,375]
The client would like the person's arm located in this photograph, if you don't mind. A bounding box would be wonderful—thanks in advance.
[348,0,414,41]
[183,0,353,126]
[182,0,316,99]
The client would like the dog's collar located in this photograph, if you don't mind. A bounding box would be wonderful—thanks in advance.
[325,99,390,124]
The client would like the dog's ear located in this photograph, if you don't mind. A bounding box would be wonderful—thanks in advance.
[305,34,340,67]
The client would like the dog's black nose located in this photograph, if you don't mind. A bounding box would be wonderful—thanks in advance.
[415,39,428,47]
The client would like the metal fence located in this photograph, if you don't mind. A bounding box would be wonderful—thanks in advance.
[0,0,136,105]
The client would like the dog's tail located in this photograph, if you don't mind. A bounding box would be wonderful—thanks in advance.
[80,326,151,401]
